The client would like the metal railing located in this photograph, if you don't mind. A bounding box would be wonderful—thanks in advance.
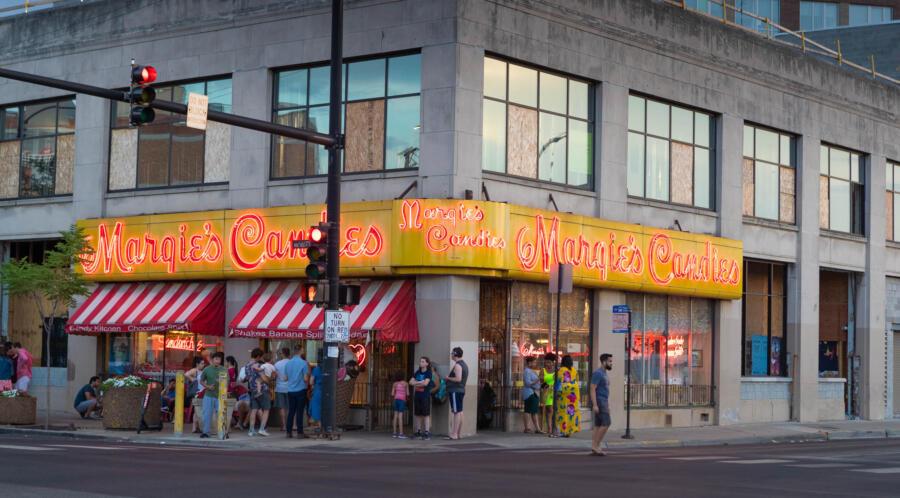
[626,383,714,407]
[664,0,899,86]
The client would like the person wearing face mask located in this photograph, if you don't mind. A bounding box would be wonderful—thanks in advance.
[589,353,613,456]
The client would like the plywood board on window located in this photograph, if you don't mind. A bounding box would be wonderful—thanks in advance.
[204,122,230,183]
[7,294,49,366]
[671,142,693,205]
[109,128,138,190]
[0,141,20,198]
[779,167,794,223]
[345,100,385,172]
[507,104,537,178]
[55,134,74,194]
[819,176,829,228]
[742,158,754,216]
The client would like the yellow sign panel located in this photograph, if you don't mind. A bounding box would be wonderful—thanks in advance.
[77,199,742,299]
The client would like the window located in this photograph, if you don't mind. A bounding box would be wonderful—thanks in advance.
[627,95,715,209]
[735,0,781,33]
[0,98,75,199]
[819,144,865,235]
[271,53,421,178]
[685,0,725,18]
[886,161,900,242]
[799,1,839,30]
[742,124,795,223]
[742,261,787,377]
[481,57,593,188]
[109,77,232,191]
[849,5,893,26]
[625,294,714,407]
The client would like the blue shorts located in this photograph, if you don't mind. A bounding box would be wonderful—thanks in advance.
[393,399,406,413]
[449,392,464,413]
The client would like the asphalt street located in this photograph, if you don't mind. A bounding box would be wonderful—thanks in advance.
[0,434,898,497]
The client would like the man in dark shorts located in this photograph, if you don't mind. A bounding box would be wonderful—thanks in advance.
[443,347,468,440]
[590,353,613,456]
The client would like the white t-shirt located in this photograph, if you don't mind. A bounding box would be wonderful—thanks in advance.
[274,358,290,393]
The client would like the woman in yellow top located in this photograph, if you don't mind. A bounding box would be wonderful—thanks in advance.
[540,353,556,435]
[555,354,580,437]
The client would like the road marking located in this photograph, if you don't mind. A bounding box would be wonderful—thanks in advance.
[46,444,131,450]
[789,463,855,468]
[667,456,737,461]
[0,444,60,451]
[849,467,900,474]
[720,459,793,464]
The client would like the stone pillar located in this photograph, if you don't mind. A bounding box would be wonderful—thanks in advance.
[791,133,822,422]
[229,68,269,209]
[415,275,479,436]
[597,83,628,222]
[595,290,626,429]
[715,113,743,424]
[858,153,887,419]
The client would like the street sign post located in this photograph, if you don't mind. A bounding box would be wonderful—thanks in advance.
[612,304,634,439]
[186,92,209,130]
[549,263,572,436]
[324,310,350,343]
[612,305,629,334]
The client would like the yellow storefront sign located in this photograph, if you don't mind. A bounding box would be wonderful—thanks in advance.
[77,199,743,299]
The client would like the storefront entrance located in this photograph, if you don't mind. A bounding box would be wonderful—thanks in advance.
[818,270,859,418]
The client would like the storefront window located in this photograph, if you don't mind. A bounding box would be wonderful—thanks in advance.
[742,261,787,377]
[509,282,592,409]
[626,293,714,407]
[105,331,224,382]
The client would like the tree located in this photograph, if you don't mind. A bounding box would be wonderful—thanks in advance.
[0,225,94,429]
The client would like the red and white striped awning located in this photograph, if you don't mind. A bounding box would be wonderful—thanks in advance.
[66,281,226,336]
[228,280,418,342]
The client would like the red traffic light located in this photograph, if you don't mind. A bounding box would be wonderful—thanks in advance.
[302,282,318,303]
[309,227,324,243]
[132,65,157,85]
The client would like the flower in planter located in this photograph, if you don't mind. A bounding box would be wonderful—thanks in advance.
[100,375,151,393]
[1,389,26,398]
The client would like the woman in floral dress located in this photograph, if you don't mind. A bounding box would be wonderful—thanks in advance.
[555,355,580,437]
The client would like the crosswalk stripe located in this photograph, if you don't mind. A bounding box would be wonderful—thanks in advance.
[788,463,854,468]
[849,467,900,474]
[720,459,793,464]
[667,456,736,461]
[46,445,131,450]
[0,444,59,451]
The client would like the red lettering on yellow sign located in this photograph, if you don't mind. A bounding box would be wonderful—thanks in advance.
[400,199,506,254]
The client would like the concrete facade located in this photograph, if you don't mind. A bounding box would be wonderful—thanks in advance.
[0,0,898,434]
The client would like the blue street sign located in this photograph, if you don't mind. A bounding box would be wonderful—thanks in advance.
[612,305,630,333]
[613,305,629,313]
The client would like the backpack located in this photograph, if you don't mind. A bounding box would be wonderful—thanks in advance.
[432,377,447,404]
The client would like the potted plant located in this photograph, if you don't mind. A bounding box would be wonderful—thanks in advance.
[0,389,37,425]
[100,376,161,430]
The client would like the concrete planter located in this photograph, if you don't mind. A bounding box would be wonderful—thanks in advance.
[102,386,161,430]
[0,394,37,425]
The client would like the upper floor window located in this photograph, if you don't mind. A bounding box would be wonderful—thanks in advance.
[742,124,795,223]
[849,5,893,26]
[887,161,900,242]
[271,53,421,178]
[627,95,715,209]
[0,98,75,199]
[819,144,864,235]
[735,0,781,34]
[799,1,838,30]
[109,78,232,191]
[481,57,593,188]
[685,0,725,18]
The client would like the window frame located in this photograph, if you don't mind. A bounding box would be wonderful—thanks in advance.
[734,0,781,33]
[799,1,839,31]
[0,97,76,200]
[887,161,900,242]
[270,50,422,180]
[742,122,796,224]
[481,54,595,190]
[741,260,788,377]
[849,4,893,26]
[108,75,232,192]
[819,143,866,236]
[627,92,717,210]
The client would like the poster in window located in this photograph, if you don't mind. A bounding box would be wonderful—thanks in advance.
[691,349,703,368]
[769,337,782,377]
[108,334,132,375]
[751,334,767,376]
[818,340,840,377]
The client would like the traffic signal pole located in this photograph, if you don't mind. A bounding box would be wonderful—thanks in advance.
[322,0,344,438]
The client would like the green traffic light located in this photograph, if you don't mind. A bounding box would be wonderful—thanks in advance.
[305,263,324,279]
[130,106,155,125]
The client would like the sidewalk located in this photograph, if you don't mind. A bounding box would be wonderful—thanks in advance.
[2,411,899,453]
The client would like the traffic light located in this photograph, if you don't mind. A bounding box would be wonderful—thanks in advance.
[304,222,329,280]
[300,281,329,305]
[129,64,157,126]
[338,283,361,306]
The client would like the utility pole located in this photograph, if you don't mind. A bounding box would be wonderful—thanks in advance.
[321,0,344,437]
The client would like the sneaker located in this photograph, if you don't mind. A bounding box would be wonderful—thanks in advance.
[258,429,270,437]
[414,430,422,439]
[398,434,408,439]
[200,433,209,438]
[248,431,256,437]
[392,433,398,438]
[423,431,430,440]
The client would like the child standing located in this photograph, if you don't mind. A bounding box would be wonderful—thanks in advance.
[392,370,409,439]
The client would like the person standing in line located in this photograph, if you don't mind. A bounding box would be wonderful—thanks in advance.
[555,355,580,438]
[199,352,226,438]
[0,343,13,391]
[409,357,433,440]
[307,357,323,437]
[521,356,542,434]
[284,344,310,439]
[590,353,614,457]
[540,353,557,436]
[245,348,272,436]
[443,347,468,441]
[9,343,32,392]
[185,356,206,434]
[273,347,291,432]
[391,370,409,439]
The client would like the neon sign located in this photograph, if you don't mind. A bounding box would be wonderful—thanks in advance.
[348,343,367,367]
[399,199,506,254]
[151,334,204,352]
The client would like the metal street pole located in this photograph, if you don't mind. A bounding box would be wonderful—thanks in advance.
[623,311,634,439]
[551,266,561,437]
[321,0,344,438]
